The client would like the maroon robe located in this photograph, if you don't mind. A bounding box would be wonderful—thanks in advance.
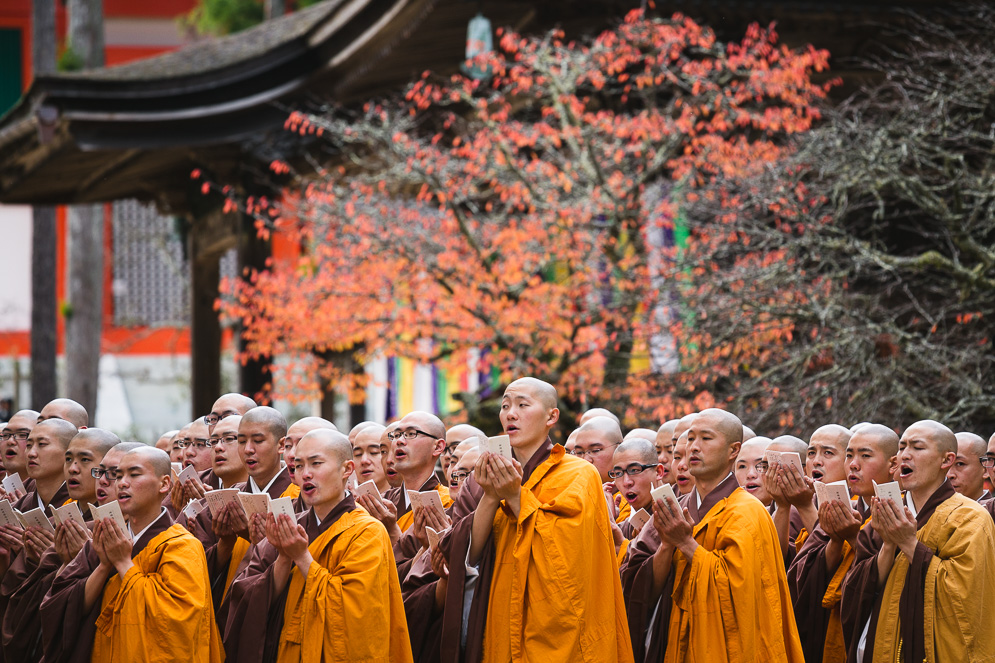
[840,481,955,663]
[221,496,354,663]
[38,509,173,663]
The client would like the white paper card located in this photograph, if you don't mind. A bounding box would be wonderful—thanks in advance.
[177,464,200,485]
[88,501,129,537]
[426,525,441,550]
[778,452,804,473]
[482,435,513,460]
[651,482,681,510]
[407,489,446,514]
[814,480,850,507]
[628,508,651,530]
[182,500,206,521]
[2,473,26,496]
[353,480,381,501]
[171,462,183,476]
[204,488,240,518]
[0,500,22,529]
[53,501,86,529]
[237,492,270,521]
[269,496,296,520]
[17,506,54,533]
[873,480,902,504]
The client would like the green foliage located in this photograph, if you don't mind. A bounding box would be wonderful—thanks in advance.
[185,0,322,36]
[57,45,84,72]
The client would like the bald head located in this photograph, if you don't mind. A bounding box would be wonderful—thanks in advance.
[155,430,179,453]
[241,406,288,440]
[850,424,900,457]
[399,411,446,440]
[506,377,558,410]
[447,424,486,447]
[348,421,376,444]
[70,428,121,457]
[579,407,619,425]
[38,399,88,428]
[299,429,352,464]
[697,409,743,445]
[614,438,658,465]
[769,435,808,456]
[624,428,658,444]
[34,418,78,449]
[121,446,172,478]
[211,393,257,421]
[742,425,756,441]
[657,420,678,443]
[949,432,988,500]
[578,416,624,444]
[672,413,697,443]
[904,420,957,455]
[955,432,987,457]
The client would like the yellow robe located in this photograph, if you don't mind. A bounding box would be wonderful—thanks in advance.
[276,508,413,663]
[872,493,995,663]
[616,495,632,523]
[397,484,453,532]
[92,524,222,663]
[667,488,804,663]
[483,446,633,663]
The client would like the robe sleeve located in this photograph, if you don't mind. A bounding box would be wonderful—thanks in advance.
[787,527,835,663]
[2,547,60,662]
[221,539,286,663]
[619,523,672,663]
[38,544,101,663]
[401,552,443,663]
[839,525,882,663]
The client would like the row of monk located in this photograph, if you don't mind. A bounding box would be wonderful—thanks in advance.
[0,380,992,662]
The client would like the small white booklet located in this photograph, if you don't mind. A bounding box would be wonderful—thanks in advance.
[764,450,804,473]
[2,473,26,496]
[872,480,902,504]
[426,525,442,550]
[53,501,86,529]
[88,501,130,538]
[650,482,681,510]
[176,465,200,485]
[353,480,381,501]
[628,508,652,531]
[0,500,23,529]
[814,480,850,507]
[269,496,296,520]
[407,489,446,514]
[237,492,270,521]
[481,435,513,460]
[182,499,206,521]
[204,488,240,518]
[170,462,183,478]
[17,506,55,533]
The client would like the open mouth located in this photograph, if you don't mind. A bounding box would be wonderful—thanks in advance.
[245,459,258,469]
[900,465,914,477]
[676,475,691,485]
[302,482,316,496]
[67,478,80,488]
[4,450,16,459]
[117,492,131,503]
[810,470,824,481]
[394,449,407,461]
[506,425,519,434]
[745,482,761,491]
[360,468,374,478]
[95,488,107,501]
[848,474,860,484]
[624,491,638,503]
[183,460,194,468]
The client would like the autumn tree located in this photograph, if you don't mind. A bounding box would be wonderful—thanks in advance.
[215,9,831,421]
[653,5,995,434]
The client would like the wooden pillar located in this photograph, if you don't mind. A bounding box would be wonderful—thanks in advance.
[237,213,271,403]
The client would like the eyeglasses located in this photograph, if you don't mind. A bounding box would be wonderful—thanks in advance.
[755,461,770,474]
[443,442,460,458]
[91,467,121,480]
[208,434,239,448]
[980,456,995,468]
[569,444,618,459]
[608,463,659,479]
[175,439,210,450]
[0,431,29,442]
[387,429,436,442]
[450,469,471,484]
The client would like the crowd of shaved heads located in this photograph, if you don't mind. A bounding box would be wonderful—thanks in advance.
[0,384,993,663]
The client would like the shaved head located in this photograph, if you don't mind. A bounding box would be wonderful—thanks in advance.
[348,421,376,444]
[70,428,121,457]
[506,377,558,410]
[121,446,172,478]
[38,398,88,428]
[673,413,697,443]
[579,407,619,425]
[850,424,900,457]
[742,426,756,441]
[810,424,851,450]
[954,432,987,457]
[447,424,486,446]
[658,420,679,443]
[770,435,808,456]
[614,438,658,465]
[697,409,743,445]
[211,393,257,419]
[578,416,624,444]
[155,430,179,453]
[400,411,446,440]
[624,428,658,444]
[241,406,288,440]
[299,429,352,465]
[905,420,957,455]
[35,418,78,449]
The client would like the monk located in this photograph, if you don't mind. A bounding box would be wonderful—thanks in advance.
[654,420,679,485]
[94,442,144,506]
[0,409,38,498]
[283,417,337,486]
[841,420,995,663]
[16,419,76,514]
[448,437,480,486]
[208,392,256,425]
[223,429,413,663]
[670,413,696,447]
[352,423,389,494]
[622,408,803,663]
[40,446,223,663]
[435,377,632,663]
[183,417,214,472]
[787,423,897,663]
[383,422,403,489]
[947,431,988,501]
[573,416,630,521]
[563,429,578,454]
[579,407,620,425]
[347,421,374,446]
[154,430,178,455]
[734,436,773,506]
[448,444,481,501]
[671,431,694,496]
[0,428,119,663]
[442,424,486,486]
[37,399,88,429]
[611,438,662,540]
[624,428,658,443]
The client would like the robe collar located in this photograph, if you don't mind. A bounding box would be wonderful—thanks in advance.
[520,437,554,483]
[131,507,173,557]
[687,472,739,525]
[910,479,956,528]
[305,493,355,539]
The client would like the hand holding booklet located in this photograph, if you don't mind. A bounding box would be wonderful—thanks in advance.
[814,480,850,507]
[2,473,25,496]
[650,482,681,511]
[237,492,270,521]
[88,501,130,539]
[269,497,296,520]
[481,435,513,460]
[204,488,240,518]
[407,489,446,515]
[353,480,381,501]
[53,501,87,529]
[872,480,902,504]
[628,508,651,531]
[0,500,22,529]
[17,506,55,533]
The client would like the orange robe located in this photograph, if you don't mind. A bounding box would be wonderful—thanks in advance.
[666,484,804,663]
[482,446,633,663]
[92,523,222,663]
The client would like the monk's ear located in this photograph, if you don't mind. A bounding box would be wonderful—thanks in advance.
[940,451,957,471]
[159,474,172,497]
[546,407,560,427]
[342,459,355,482]
[656,464,665,481]
[728,440,742,462]
[888,455,898,475]
[432,437,445,458]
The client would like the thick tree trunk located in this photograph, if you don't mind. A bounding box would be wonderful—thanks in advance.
[64,0,105,420]
[30,0,58,408]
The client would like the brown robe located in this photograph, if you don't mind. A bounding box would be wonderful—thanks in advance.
[38,509,173,663]
[840,481,955,663]
[619,477,735,663]
[221,495,353,663]
[391,474,450,582]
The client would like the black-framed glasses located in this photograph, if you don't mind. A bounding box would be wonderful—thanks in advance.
[443,442,461,457]
[91,467,121,480]
[450,469,471,484]
[569,444,618,459]
[0,431,29,442]
[204,413,222,426]
[208,434,238,448]
[980,456,995,468]
[176,439,209,450]
[755,461,770,474]
[608,463,658,479]
[387,428,436,442]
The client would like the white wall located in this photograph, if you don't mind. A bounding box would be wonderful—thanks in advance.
[0,205,32,332]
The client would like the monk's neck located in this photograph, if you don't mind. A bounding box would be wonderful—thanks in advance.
[221,471,248,489]
[694,467,732,500]
[910,477,947,512]
[402,466,435,492]
[252,464,281,490]
[78,496,96,515]
[34,474,64,505]
[513,436,547,467]
[375,479,390,495]
[313,493,345,522]
[129,507,161,535]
